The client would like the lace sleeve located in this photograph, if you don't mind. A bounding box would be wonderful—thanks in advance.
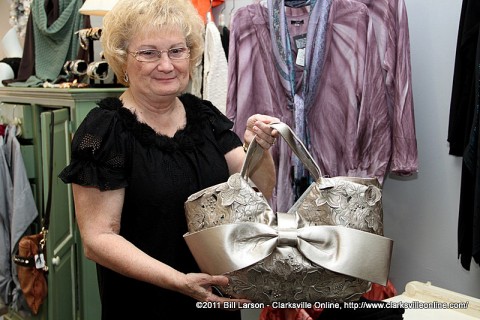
[59,106,129,191]
[202,99,243,154]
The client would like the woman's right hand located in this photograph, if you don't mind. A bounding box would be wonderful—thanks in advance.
[180,273,251,310]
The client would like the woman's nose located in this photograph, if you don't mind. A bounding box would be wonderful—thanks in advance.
[156,55,174,71]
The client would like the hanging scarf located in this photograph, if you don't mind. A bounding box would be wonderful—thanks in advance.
[268,0,332,193]
[285,0,311,8]
[32,0,84,82]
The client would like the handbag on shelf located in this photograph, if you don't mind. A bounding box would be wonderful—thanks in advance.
[183,122,393,304]
[13,111,55,314]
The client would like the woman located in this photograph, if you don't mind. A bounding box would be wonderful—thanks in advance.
[59,0,279,318]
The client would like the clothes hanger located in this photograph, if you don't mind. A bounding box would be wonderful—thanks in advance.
[12,117,22,137]
[228,0,236,27]
[206,0,213,24]
[0,104,5,125]
[218,2,226,28]
[0,104,22,136]
[11,105,22,136]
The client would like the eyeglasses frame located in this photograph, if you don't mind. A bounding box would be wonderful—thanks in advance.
[128,47,191,62]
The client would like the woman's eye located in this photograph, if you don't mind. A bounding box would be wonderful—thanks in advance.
[140,50,157,57]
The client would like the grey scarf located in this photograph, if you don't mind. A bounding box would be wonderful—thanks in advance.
[268,0,332,185]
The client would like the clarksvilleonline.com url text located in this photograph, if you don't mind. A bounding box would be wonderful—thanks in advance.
[196,300,470,310]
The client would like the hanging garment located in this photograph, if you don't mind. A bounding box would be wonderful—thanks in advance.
[203,20,229,114]
[7,0,87,86]
[226,0,390,211]
[258,278,398,320]
[192,0,225,23]
[0,134,13,307]
[455,0,480,270]
[259,307,321,320]
[355,0,418,175]
[266,0,332,192]
[448,0,480,156]
[218,13,230,61]
[187,62,203,99]
[1,125,38,310]
[31,0,84,82]
[219,25,230,61]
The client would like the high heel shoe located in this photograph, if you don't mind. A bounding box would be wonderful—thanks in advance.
[63,60,88,76]
[87,61,109,80]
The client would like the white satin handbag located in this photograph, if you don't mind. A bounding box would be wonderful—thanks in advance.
[184,122,393,303]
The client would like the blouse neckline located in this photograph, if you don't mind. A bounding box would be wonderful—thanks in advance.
[97,93,208,151]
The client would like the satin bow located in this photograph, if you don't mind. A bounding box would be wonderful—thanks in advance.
[184,212,393,286]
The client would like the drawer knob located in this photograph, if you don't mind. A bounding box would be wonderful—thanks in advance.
[51,256,61,266]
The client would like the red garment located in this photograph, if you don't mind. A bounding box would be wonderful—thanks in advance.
[259,280,397,320]
[191,0,225,23]
[260,307,322,320]
[363,280,398,301]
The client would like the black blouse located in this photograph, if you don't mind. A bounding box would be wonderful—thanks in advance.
[60,93,242,319]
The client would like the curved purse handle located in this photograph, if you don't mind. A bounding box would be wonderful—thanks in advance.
[241,122,321,180]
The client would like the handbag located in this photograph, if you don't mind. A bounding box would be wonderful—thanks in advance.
[183,122,393,304]
[13,111,55,314]
[14,232,48,315]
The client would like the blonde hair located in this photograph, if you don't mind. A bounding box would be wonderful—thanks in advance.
[101,0,205,86]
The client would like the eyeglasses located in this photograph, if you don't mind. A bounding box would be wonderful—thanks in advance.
[128,47,190,62]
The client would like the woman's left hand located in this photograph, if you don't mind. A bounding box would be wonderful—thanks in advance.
[244,114,280,150]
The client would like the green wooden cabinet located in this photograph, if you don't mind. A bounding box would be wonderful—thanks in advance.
[0,87,124,320]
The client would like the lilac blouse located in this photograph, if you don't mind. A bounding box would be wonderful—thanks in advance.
[226,0,417,211]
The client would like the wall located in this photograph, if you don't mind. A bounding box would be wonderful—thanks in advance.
[385,0,480,298]
[0,0,12,58]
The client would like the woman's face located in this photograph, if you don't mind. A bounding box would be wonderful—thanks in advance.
[125,28,190,100]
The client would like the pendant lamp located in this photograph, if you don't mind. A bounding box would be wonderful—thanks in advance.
[79,0,118,16]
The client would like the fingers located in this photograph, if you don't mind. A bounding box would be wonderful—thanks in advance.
[209,275,229,287]
[184,273,259,311]
[246,114,280,129]
[252,122,278,150]
[245,114,280,150]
